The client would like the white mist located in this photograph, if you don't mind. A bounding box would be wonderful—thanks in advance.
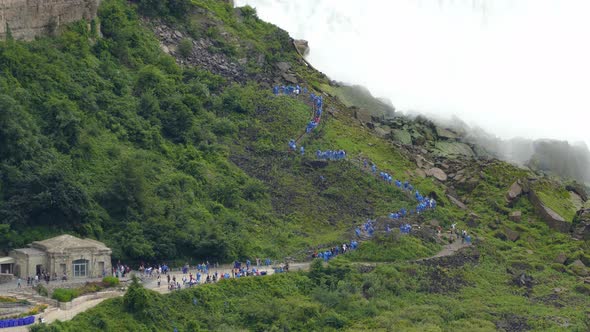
[235,0,590,147]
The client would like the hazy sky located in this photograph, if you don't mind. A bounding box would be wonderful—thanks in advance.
[235,0,589,147]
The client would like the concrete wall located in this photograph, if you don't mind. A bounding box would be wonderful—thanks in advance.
[0,0,101,40]
[11,251,47,278]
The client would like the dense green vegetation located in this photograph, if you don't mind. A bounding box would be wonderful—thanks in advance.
[2,0,589,331]
[0,0,440,264]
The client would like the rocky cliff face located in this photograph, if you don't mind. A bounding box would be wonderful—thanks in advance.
[0,0,100,40]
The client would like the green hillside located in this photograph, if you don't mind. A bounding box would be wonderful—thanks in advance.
[1,0,588,331]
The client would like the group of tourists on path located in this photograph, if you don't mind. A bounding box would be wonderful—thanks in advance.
[274,86,326,155]
[316,149,346,161]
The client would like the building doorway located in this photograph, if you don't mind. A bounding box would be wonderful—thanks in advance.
[98,262,104,277]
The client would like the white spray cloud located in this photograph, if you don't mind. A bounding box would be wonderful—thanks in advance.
[235,0,590,146]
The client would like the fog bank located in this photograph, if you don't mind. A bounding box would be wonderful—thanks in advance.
[235,0,590,147]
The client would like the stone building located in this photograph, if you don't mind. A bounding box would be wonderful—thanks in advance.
[0,0,101,40]
[2,235,111,279]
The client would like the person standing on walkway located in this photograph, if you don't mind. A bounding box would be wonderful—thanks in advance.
[17,277,21,288]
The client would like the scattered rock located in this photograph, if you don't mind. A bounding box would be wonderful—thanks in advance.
[573,208,590,240]
[281,72,298,84]
[414,168,426,178]
[446,194,467,210]
[374,126,391,138]
[495,314,531,332]
[435,126,458,140]
[426,167,448,181]
[160,44,170,54]
[429,219,440,227]
[553,287,563,293]
[569,260,589,277]
[391,129,412,145]
[513,272,534,288]
[566,183,588,202]
[353,108,373,124]
[570,260,587,269]
[509,211,522,222]
[504,227,521,242]
[276,62,291,72]
[554,253,567,265]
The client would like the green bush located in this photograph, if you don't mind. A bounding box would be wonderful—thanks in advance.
[178,38,193,58]
[35,284,48,297]
[102,276,120,287]
[52,288,80,302]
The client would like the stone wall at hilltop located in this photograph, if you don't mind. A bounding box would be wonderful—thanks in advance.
[0,0,100,40]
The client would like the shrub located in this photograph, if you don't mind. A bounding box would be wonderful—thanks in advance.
[178,39,193,58]
[52,288,80,302]
[35,284,48,297]
[102,276,120,287]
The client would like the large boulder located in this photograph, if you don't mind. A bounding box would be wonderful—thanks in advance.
[374,126,391,138]
[392,129,412,145]
[426,167,448,182]
[506,181,523,201]
[434,141,475,158]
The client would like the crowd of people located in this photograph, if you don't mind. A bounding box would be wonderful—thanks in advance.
[276,86,326,154]
[316,149,347,161]
[273,85,306,96]
[312,240,359,262]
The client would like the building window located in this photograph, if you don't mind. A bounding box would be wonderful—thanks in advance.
[72,259,88,277]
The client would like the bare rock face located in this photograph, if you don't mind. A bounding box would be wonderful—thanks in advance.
[573,208,590,240]
[0,0,100,40]
[528,189,570,233]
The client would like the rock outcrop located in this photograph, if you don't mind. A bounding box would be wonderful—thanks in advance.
[528,189,571,233]
[293,39,310,57]
[572,208,590,240]
[0,0,100,40]
[506,181,523,202]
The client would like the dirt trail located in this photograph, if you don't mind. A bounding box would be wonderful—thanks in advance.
[0,238,471,331]
[431,240,470,259]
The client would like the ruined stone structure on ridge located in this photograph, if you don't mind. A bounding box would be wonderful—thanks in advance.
[0,0,101,40]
